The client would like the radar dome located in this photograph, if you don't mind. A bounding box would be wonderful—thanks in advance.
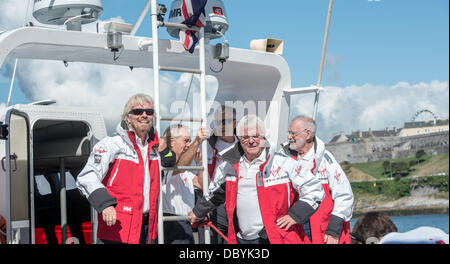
[33,0,103,30]
[167,0,228,39]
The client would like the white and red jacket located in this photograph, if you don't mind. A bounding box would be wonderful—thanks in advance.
[280,138,354,244]
[193,143,325,244]
[207,135,239,180]
[76,122,160,244]
[314,150,353,243]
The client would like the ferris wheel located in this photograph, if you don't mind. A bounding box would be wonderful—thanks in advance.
[411,109,438,122]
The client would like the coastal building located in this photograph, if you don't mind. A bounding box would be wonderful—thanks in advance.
[326,118,449,163]
[398,118,449,137]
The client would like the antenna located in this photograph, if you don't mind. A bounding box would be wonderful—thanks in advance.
[312,0,334,120]
[32,0,103,31]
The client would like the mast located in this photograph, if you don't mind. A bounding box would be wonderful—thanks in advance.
[312,0,334,120]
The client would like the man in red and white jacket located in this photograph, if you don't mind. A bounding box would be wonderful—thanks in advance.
[281,116,354,244]
[206,105,238,244]
[76,94,169,244]
[189,115,324,244]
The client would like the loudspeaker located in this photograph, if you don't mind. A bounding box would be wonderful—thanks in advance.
[250,38,284,55]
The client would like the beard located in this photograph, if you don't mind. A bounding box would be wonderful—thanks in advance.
[289,138,306,152]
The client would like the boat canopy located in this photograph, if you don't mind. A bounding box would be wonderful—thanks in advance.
[0,26,292,145]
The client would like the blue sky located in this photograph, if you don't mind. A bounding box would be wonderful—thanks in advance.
[96,0,449,87]
[0,0,449,141]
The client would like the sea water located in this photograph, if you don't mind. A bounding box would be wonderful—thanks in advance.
[350,214,449,234]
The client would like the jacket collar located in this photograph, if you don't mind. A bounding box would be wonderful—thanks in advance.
[281,141,299,157]
[116,120,159,149]
[208,134,238,149]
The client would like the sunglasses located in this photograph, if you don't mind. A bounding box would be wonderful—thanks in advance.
[214,118,234,126]
[129,108,154,116]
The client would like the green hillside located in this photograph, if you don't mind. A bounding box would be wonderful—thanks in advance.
[344,153,449,180]
[345,153,449,206]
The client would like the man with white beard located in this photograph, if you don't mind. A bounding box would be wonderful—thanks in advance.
[280,116,354,244]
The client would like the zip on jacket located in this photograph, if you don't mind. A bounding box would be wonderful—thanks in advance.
[193,142,324,244]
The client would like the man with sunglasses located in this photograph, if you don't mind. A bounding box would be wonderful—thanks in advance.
[206,105,238,244]
[77,93,172,244]
[189,115,324,244]
[280,116,354,244]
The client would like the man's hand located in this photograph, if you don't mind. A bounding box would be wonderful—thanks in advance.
[194,149,202,165]
[276,215,297,231]
[194,126,210,144]
[188,211,202,225]
[102,206,117,226]
[324,233,339,244]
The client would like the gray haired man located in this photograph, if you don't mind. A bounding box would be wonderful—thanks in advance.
[189,115,324,244]
[280,116,354,244]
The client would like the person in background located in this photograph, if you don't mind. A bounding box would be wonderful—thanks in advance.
[350,212,398,244]
[160,124,208,244]
[189,115,324,244]
[207,105,238,244]
[280,115,354,244]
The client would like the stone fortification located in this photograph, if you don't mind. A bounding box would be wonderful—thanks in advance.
[327,131,449,164]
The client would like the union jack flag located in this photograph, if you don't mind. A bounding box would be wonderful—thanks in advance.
[179,0,207,53]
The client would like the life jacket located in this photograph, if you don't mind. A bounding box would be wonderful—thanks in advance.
[208,147,218,181]
[97,127,160,244]
[221,144,310,244]
[207,135,237,181]
[283,140,350,244]
[310,160,351,244]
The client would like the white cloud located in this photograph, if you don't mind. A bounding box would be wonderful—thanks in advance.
[12,58,218,135]
[0,2,221,135]
[306,80,449,142]
[0,0,30,31]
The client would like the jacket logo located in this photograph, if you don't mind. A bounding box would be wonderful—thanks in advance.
[334,171,341,182]
[271,166,281,177]
[94,154,102,164]
[94,146,107,154]
[294,165,302,175]
[123,206,132,213]
[319,168,327,178]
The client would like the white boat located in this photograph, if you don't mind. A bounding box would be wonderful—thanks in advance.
[0,0,330,244]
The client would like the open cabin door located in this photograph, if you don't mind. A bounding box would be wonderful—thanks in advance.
[4,110,31,244]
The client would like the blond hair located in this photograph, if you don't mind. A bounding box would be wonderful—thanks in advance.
[122,93,155,123]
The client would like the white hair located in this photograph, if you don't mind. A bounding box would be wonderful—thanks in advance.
[292,115,316,137]
[236,114,266,137]
[163,124,188,140]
